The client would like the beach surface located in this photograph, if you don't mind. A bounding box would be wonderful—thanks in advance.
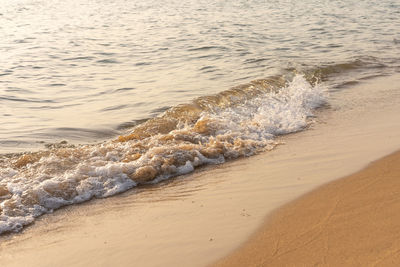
[0,75,399,266]
[215,150,400,266]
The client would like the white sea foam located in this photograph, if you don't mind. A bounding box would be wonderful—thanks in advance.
[0,75,327,234]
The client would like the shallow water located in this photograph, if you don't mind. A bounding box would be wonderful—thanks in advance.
[0,0,400,234]
[1,0,399,151]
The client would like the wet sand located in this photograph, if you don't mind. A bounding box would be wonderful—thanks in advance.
[215,150,400,266]
[0,75,400,267]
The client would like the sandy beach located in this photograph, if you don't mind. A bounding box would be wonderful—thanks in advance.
[215,150,400,266]
[2,1,400,266]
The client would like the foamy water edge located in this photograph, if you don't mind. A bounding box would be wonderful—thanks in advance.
[0,75,327,234]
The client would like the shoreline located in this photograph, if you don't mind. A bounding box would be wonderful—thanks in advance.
[215,150,400,266]
[0,74,400,266]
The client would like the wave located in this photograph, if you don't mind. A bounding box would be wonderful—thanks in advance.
[0,74,327,234]
[302,56,388,83]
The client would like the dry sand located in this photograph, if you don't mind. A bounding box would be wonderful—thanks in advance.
[215,150,400,267]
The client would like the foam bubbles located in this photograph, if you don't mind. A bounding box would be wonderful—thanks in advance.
[0,75,327,234]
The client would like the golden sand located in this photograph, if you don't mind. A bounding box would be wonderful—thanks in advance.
[215,151,400,266]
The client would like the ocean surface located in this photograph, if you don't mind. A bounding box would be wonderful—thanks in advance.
[0,0,399,234]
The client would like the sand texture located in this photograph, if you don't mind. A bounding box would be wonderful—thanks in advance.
[215,151,400,267]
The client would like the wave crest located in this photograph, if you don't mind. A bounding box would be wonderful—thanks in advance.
[0,74,327,234]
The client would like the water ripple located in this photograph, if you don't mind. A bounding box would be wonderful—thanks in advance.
[0,0,399,151]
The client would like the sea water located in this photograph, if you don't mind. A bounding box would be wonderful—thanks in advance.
[0,0,399,234]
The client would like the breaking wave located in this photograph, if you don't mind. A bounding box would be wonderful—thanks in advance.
[0,74,327,234]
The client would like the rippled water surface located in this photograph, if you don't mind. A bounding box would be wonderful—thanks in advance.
[1,0,399,152]
[1,0,400,234]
